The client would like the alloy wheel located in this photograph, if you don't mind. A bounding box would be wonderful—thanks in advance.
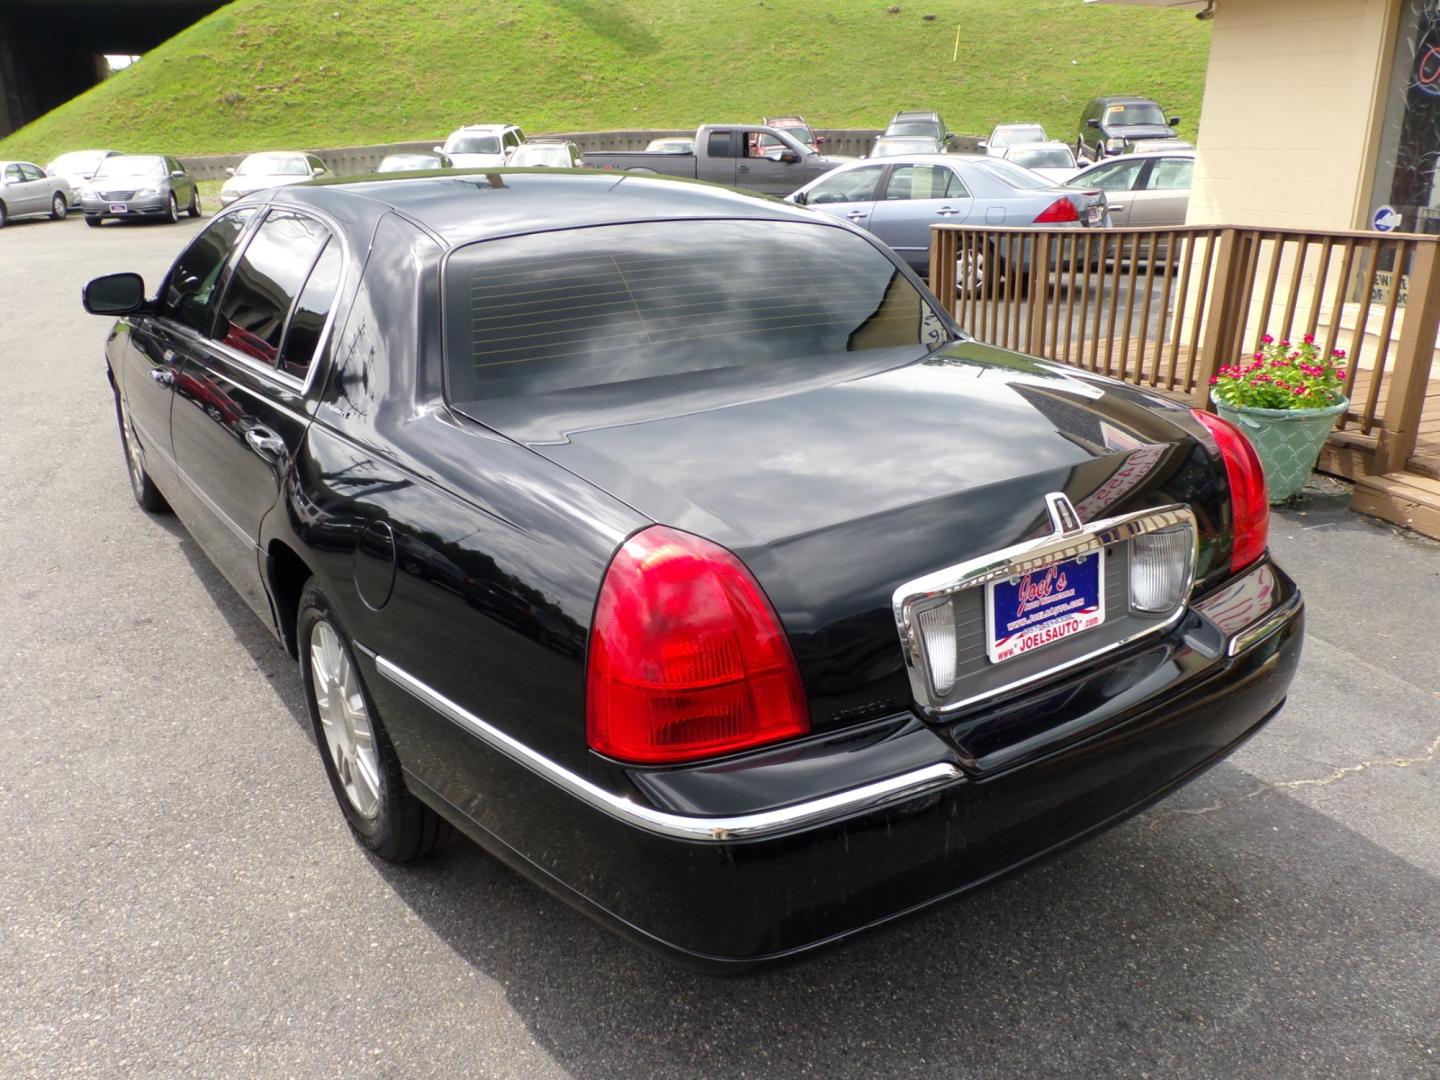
[50,193,66,219]
[309,620,382,820]
[166,193,178,223]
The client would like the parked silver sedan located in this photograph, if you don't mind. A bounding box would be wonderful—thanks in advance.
[45,149,120,205]
[869,135,944,158]
[0,160,72,225]
[377,151,454,173]
[1065,150,1193,228]
[78,154,200,226]
[1001,142,1079,184]
[787,154,1107,279]
[506,140,582,167]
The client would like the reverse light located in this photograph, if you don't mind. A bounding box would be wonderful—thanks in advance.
[1033,197,1080,224]
[916,601,958,696]
[586,526,809,764]
[1129,527,1194,612]
[1191,409,1270,572]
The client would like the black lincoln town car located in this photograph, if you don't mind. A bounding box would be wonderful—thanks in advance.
[83,170,1302,970]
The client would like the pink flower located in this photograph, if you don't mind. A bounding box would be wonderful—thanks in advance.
[1261,334,1275,344]
[1209,376,1219,386]
[1302,333,1316,345]
[1253,352,1265,362]
[1334,367,1347,378]
[1280,339,1292,348]
[1333,349,1347,359]
[1295,386,1310,396]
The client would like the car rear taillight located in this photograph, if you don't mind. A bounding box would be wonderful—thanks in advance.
[586,526,809,764]
[1192,409,1269,572]
[1033,197,1080,224]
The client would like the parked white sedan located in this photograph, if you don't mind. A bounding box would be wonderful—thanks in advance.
[1001,142,1080,185]
[0,160,72,226]
[220,152,329,207]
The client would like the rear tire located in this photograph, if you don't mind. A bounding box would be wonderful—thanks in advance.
[113,388,170,513]
[0,201,8,227]
[298,579,452,863]
[164,193,178,223]
[50,192,67,219]
[187,189,201,218]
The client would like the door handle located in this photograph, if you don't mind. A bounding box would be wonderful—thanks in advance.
[737,164,751,172]
[162,349,176,363]
[935,206,961,216]
[1110,204,1127,212]
[151,369,174,386]
[846,210,866,220]
[245,427,286,458]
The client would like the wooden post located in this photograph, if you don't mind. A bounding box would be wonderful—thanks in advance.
[1027,230,1054,356]
[931,226,958,320]
[1374,238,1440,474]
[1192,227,1243,406]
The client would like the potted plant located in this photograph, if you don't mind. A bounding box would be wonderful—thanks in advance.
[1209,333,1349,503]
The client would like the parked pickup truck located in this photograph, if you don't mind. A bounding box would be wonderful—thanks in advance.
[581,124,845,196]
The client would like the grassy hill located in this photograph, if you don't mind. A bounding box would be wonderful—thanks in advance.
[0,0,1210,162]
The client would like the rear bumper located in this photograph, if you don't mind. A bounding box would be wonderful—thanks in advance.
[375,559,1302,970]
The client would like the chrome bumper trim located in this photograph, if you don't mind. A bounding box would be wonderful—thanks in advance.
[373,655,963,842]
[1228,592,1302,656]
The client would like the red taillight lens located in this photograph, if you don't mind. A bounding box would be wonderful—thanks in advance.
[586,526,810,764]
[1192,409,1270,572]
[1033,197,1080,224]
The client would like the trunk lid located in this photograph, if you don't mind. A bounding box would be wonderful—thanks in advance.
[472,341,1229,731]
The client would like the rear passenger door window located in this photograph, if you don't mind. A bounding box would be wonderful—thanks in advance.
[1076,159,1146,192]
[1144,157,1194,190]
[278,240,343,380]
[213,211,330,368]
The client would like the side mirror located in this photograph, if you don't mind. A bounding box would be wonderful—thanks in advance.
[1169,116,1181,127]
[792,191,808,205]
[779,150,801,164]
[944,131,955,141]
[1087,118,1101,130]
[224,166,236,176]
[83,273,147,316]
[314,166,327,175]
[432,146,444,154]
[171,170,185,177]
[976,140,988,152]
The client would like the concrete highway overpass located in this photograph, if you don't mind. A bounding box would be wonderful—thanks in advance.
[0,0,226,138]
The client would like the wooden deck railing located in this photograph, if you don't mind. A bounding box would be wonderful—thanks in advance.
[930,223,1440,496]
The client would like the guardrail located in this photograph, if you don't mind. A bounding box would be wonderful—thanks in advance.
[175,127,935,181]
[930,222,1440,535]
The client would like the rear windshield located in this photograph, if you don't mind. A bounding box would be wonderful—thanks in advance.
[886,121,940,138]
[974,159,1056,190]
[447,135,502,154]
[1008,148,1074,170]
[443,220,945,403]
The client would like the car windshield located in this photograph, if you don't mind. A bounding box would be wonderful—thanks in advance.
[1009,148,1074,170]
[236,153,309,176]
[1108,103,1167,127]
[993,126,1046,147]
[447,135,502,154]
[93,156,166,180]
[974,159,1056,190]
[48,150,109,174]
[379,155,439,171]
[510,146,569,166]
[444,219,945,404]
[872,138,937,157]
[886,121,940,138]
[774,121,814,144]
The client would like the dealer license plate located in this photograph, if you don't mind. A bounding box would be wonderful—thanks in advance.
[108,203,128,214]
[986,550,1105,665]
[1087,204,1102,226]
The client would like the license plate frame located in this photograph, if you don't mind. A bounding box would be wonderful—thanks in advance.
[1087,204,1103,226]
[108,203,128,214]
[985,549,1106,665]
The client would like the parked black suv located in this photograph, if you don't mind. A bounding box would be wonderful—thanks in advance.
[1077,96,1179,160]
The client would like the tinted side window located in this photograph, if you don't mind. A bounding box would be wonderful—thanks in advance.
[278,240,343,379]
[20,163,44,181]
[707,131,733,158]
[3,164,20,183]
[1077,159,1145,192]
[161,210,255,333]
[883,165,954,201]
[214,211,330,366]
[806,165,884,204]
[1145,157,1194,190]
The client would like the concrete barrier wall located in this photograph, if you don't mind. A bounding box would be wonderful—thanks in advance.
[177,128,984,180]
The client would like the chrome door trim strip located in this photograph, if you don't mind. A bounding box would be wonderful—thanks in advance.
[892,503,1199,716]
[373,655,963,842]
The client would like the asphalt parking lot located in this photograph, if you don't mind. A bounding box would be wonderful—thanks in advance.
[3,214,1438,1079]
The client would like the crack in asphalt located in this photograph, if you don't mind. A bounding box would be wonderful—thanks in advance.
[1148,729,1440,824]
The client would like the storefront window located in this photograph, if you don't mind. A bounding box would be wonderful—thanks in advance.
[1373,0,1440,234]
